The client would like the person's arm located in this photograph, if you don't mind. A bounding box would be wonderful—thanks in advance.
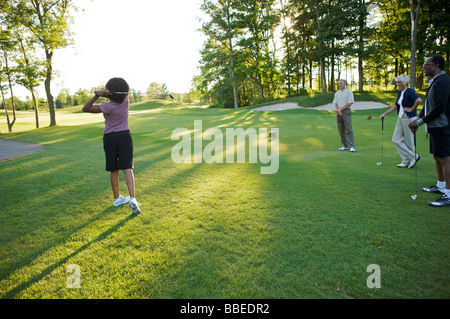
[82,89,110,113]
[339,102,353,112]
[403,97,422,113]
[403,90,422,113]
[410,79,448,132]
[379,105,397,119]
[409,106,425,134]
[334,103,342,116]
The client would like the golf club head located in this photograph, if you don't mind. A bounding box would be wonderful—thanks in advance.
[411,194,417,200]
[376,162,382,166]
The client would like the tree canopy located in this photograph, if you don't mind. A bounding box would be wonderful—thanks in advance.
[195,0,450,108]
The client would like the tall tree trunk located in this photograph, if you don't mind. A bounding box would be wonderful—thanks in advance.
[330,39,335,92]
[2,51,16,132]
[1,79,13,133]
[32,92,39,128]
[258,73,264,102]
[286,37,292,96]
[18,36,40,128]
[357,0,366,92]
[225,3,239,109]
[409,0,420,89]
[358,50,363,92]
[45,49,56,126]
[312,0,326,93]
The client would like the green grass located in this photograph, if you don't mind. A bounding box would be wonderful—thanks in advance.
[0,97,449,299]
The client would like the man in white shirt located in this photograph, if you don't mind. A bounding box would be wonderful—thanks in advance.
[334,79,355,152]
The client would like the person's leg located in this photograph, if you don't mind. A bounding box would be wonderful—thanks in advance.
[343,111,354,149]
[123,168,135,198]
[337,115,347,148]
[424,134,446,195]
[111,170,120,199]
[428,156,450,207]
[435,156,446,183]
[401,117,416,164]
[441,157,450,191]
[392,119,407,164]
[124,169,141,214]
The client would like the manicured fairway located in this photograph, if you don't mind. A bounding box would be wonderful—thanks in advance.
[0,100,448,298]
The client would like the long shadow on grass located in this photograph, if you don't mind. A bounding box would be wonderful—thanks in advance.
[0,145,174,282]
[2,210,136,299]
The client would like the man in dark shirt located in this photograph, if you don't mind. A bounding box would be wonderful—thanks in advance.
[409,55,450,207]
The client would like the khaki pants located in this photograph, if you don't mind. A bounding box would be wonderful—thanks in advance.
[392,114,417,164]
[337,109,354,148]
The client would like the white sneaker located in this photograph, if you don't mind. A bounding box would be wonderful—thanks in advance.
[113,195,130,207]
[428,194,450,207]
[338,146,349,151]
[350,147,355,152]
[129,198,141,214]
[408,155,420,168]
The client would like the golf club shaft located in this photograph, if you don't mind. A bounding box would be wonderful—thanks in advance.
[95,91,174,99]
[414,132,417,197]
[381,117,384,164]
[112,92,172,95]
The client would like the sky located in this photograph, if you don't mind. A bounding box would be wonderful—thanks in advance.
[23,0,207,98]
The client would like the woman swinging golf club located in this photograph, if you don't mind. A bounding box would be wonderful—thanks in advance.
[83,77,141,214]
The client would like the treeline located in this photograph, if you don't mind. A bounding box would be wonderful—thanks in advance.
[1,0,74,131]
[55,82,180,107]
[194,0,449,108]
[1,81,185,113]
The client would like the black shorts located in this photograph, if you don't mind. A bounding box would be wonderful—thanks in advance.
[103,130,134,171]
[429,128,450,157]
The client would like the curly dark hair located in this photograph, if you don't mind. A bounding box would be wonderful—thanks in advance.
[105,77,130,103]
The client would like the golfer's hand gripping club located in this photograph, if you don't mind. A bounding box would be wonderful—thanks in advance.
[95,89,111,97]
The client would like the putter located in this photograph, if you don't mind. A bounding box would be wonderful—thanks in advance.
[411,132,418,200]
[95,91,174,99]
[377,117,384,166]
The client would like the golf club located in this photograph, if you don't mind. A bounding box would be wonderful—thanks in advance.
[95,91,175,99]
[377,117,384,166]
[411,132,418,200]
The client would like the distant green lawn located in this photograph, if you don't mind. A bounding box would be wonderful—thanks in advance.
[0,97,448,299]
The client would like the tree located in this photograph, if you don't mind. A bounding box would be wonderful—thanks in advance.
[236,0,279,102]
[15,33,45,128]
[0,30,17,132]
[201,0,241,108]
[347,0,375,92]
[194,0,449,106]
[409,0,420,89]
[311,0,327,93]
[18,0,74,127]
[147,82,168,94]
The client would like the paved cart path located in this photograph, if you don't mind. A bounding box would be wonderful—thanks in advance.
[0,139,46,162]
